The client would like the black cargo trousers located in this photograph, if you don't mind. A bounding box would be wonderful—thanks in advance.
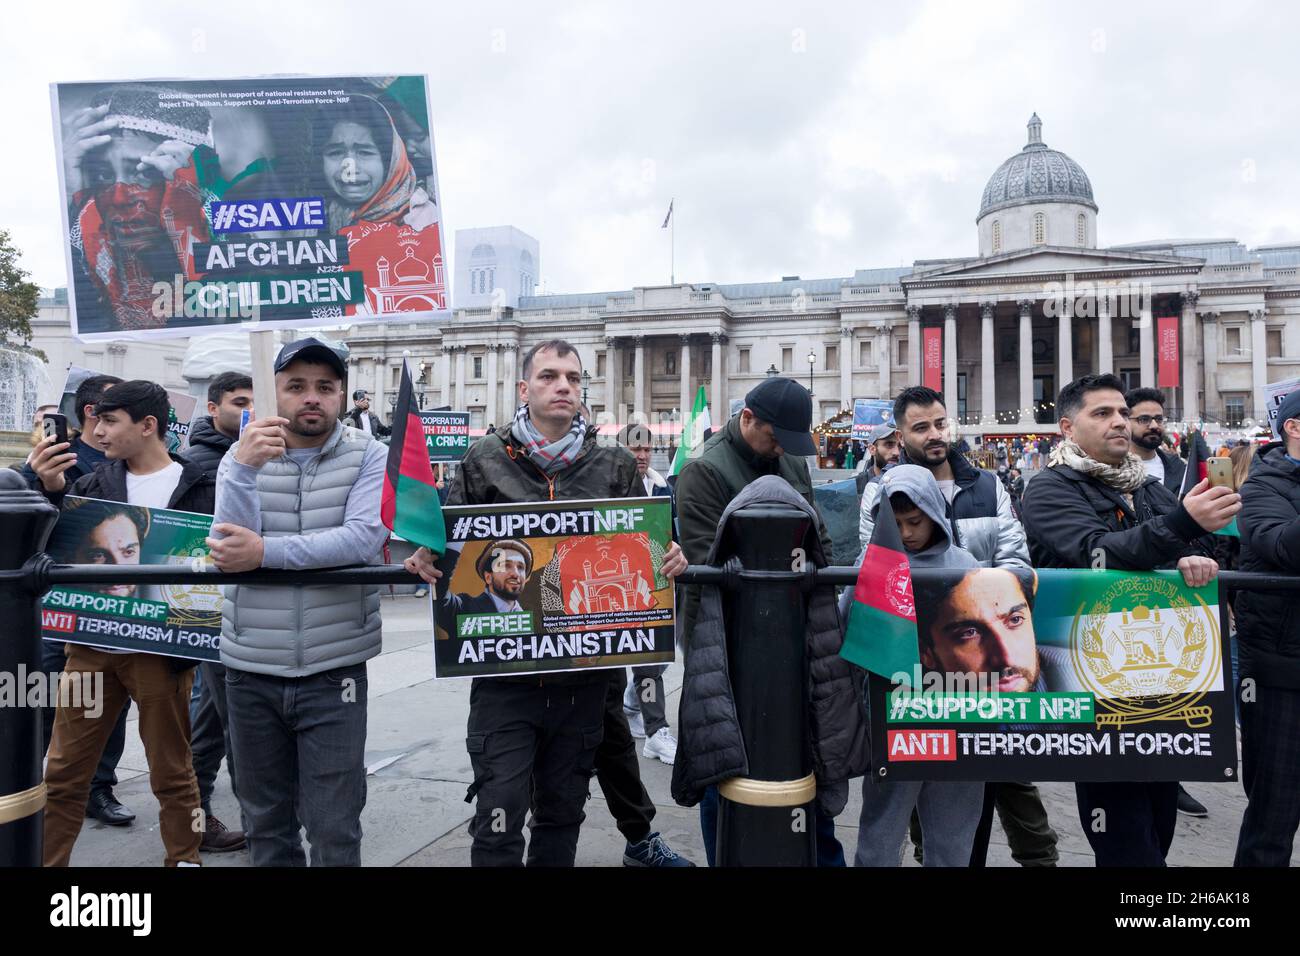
[465,675,607,866]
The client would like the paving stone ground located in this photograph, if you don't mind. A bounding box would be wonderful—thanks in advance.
[65,596,1293,868]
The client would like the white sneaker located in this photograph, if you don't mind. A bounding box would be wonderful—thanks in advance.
[625,709,646,739]
[642,727,677,765]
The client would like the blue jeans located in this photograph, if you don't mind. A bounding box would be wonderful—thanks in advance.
[699,785,845,867]
[225,662,369,866]
[855,777,984,866]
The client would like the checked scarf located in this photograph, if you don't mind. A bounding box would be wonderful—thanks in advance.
[511,403,588,475]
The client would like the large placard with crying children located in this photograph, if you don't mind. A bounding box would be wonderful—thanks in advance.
[431,498,676,678]
[51,75,444,340]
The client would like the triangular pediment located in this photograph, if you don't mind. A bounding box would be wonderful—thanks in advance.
[907,246,1202,282]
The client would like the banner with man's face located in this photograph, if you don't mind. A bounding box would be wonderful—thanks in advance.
[40,497,221,661]
[51,75,445,340]
[868,567,1236,782]
[431,498,676,678]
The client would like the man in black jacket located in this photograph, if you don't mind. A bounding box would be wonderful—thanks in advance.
[186,372,253,479]
[404,340,690,867]
[28,381,214,866]
[22,373,134,825]
[345,390,391,438]
[1234,390,1300,866]
[1125,387,1186,493]
[1022,374,1240,867]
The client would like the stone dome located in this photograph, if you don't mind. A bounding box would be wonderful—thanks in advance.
[977,114,1097,221]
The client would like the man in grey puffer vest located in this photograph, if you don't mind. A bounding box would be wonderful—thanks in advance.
[208,338,388,866]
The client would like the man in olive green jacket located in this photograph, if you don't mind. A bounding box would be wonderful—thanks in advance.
[675,378,832,646]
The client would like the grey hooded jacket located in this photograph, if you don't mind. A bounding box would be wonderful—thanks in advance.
[670,475,870,816]
[858,450,1029,570]
[839,465,980,622]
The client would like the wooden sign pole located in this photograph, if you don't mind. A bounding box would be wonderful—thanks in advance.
[248,330,278,424]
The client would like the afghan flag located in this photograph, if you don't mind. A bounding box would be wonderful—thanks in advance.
[839,490,921,681]
[1178,429,1238,538]
[381,360,446,554]
[670,385,711,477]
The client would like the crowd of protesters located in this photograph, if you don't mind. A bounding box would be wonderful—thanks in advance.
[19,336,1300,869]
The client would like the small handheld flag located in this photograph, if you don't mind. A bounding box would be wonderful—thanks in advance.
[381,361,446,554]
[839,488,921,681]
[671,385,711,476]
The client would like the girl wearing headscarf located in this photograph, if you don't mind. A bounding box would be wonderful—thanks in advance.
[311,96,444,318]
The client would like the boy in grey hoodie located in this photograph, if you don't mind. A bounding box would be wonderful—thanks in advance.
[853,464,987,866]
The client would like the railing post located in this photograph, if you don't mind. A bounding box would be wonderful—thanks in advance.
[715,505,817,866]
[0,473,59,866]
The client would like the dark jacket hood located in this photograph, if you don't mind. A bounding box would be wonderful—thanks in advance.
[188,415,234,452]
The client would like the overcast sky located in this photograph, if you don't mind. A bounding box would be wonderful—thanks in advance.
[5,0,1300,296]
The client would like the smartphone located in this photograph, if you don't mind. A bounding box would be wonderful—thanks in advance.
[42,412,68,446]
[239,408,252,437]
[1206,456,1234,490]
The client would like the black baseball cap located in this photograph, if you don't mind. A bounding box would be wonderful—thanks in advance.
[274,337,348,381]
[1277,390,1300,432]
[744,377,817,456]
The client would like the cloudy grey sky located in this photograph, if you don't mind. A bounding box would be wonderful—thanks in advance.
[5,0,1299,296]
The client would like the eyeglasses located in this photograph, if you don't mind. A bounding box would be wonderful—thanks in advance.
[1133,415,1165,426]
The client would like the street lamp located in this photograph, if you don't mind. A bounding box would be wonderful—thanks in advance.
[766,364,779,378]
[806,348,816,395]
[581,369,591,405]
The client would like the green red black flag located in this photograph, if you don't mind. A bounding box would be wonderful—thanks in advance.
[839,487,921,681]
[381,360,446,554]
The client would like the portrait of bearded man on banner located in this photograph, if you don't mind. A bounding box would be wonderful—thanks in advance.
[913,567,1044,693]
[308,93,444,319]
[61,84,214,333]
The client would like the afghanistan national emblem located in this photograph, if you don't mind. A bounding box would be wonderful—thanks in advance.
[1069,575,1221,728]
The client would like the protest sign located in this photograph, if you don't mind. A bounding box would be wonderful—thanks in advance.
[51,75,445,340]
[852,399,894,441]
[40,497,220,662]
[431,497,676,678]
[862,567,1235,782]
[420,410,470,462]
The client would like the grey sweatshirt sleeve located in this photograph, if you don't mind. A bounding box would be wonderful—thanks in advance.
[213,440,390,570]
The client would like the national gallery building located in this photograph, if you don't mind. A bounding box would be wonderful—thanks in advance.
[343,115,1300,435]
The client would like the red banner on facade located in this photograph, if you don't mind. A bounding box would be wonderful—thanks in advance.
[1157,316,1180,388]
[923,327,943,392]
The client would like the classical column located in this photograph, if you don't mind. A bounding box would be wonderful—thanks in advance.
[485,345,499,427]
[711,332,726,415]
[1017,299,1034,424]
[1058,293,1074,399]
[439,346,452,407]
[633,335,647,420]
[943,304,958,420]
[1250,309,1268,420]
[878,323,893,401]
[502,344,518,416]
[605,336,619,418]
[1139,302,1155,387]
[1098,293,1113,374]
[980,301,996,425]
[1181,291,1200,423]
[1201,313,1219,419]
[906,305,922,382]
[454,346,466,410]
[679,333,693,417]
[838,327,853,409]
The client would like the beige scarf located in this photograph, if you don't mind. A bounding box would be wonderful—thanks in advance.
[1049,439,1149,494]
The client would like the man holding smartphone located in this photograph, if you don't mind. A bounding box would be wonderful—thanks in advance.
[24,374,138,828]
